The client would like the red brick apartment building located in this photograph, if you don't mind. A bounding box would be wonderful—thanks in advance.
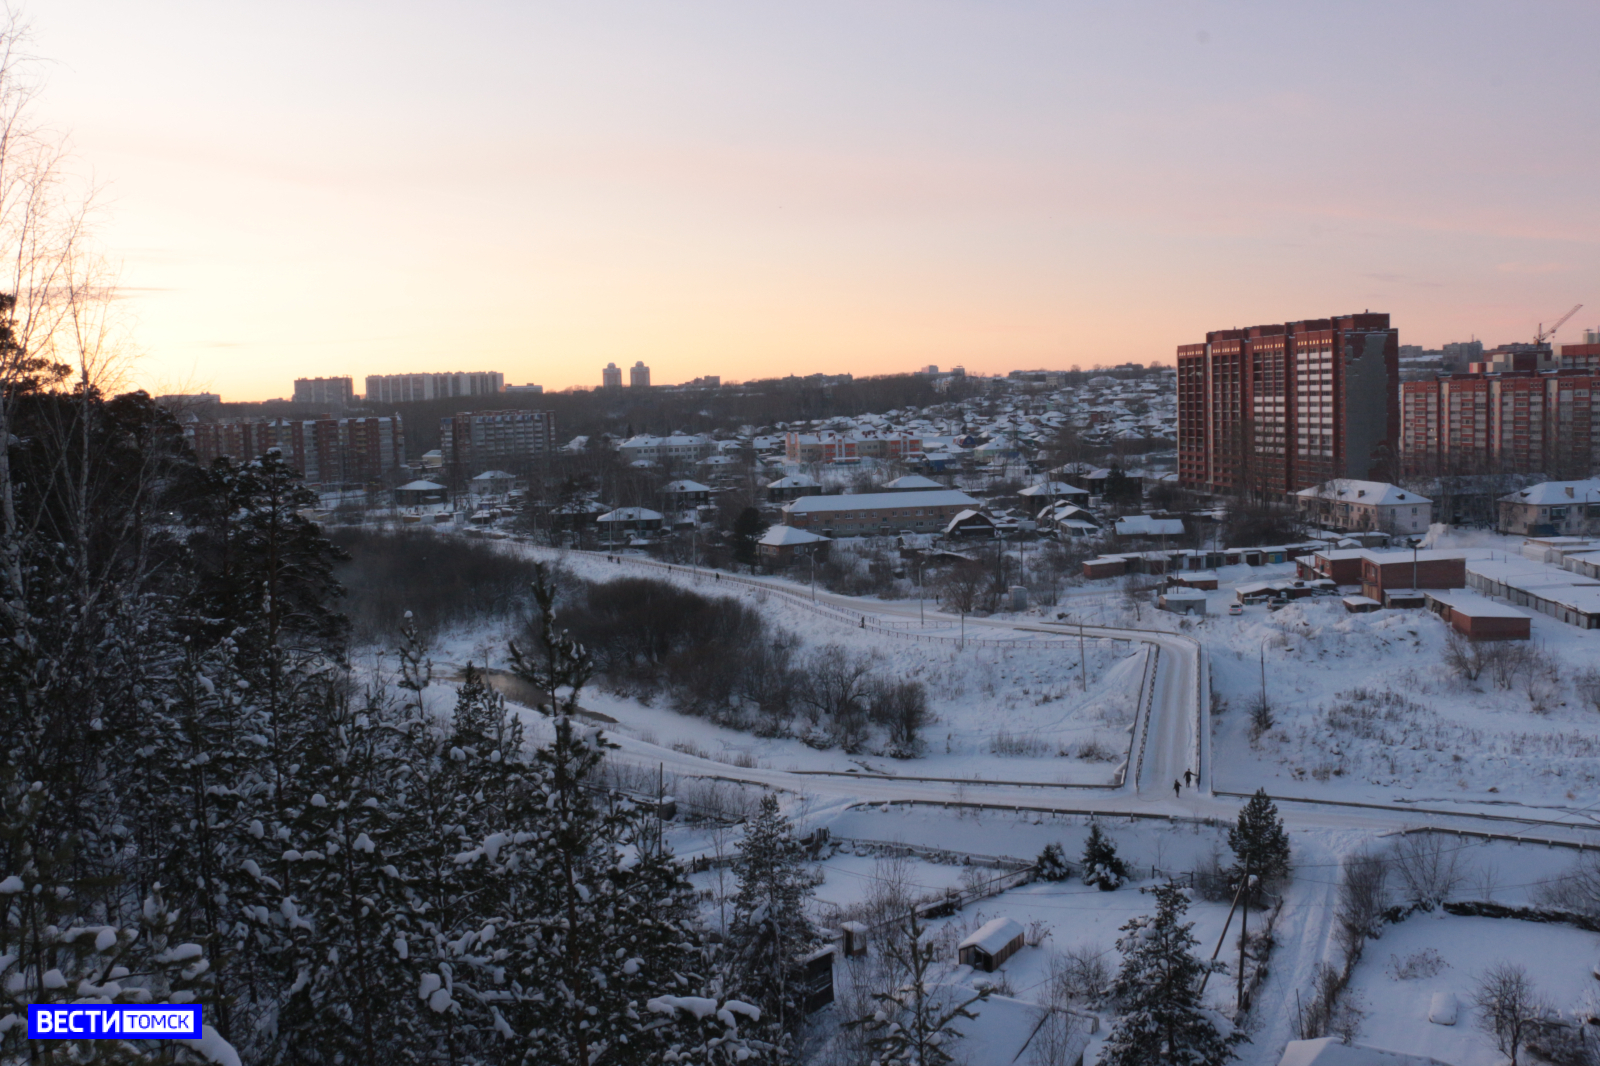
[1400,366,1598,479]
[188,416,406,486]
[1178,313,1398,497]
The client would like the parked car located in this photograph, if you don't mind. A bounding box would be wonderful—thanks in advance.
[1227,603,1243,616]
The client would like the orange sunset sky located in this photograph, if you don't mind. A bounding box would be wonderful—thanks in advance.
[34,1,1600,400]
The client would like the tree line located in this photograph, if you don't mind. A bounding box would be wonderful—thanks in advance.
[0,383,833,1064]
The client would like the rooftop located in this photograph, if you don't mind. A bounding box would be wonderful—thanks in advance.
[784,489,978,514]
[1295,479,1430,506]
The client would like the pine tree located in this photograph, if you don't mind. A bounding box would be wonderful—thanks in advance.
[731,508,770,569]
[1036,842,1071,882]
[847,908,988,1066]
[1228,789,1290,900]
[1081,824,1129,891]
[728,793,820,1053]
[1100,882,1242,1066]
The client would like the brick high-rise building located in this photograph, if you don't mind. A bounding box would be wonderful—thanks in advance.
[292,376,354,407]
[601,362,623,389]
[440,410,556,479]
[629,361,651,389]
[1400,370,1598,480]
[1178,313,1399,496]
[187,416,406,486]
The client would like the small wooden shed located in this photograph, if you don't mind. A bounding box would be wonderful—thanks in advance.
[958,917,1025,973]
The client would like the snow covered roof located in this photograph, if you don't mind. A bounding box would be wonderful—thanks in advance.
[1018,481,1088,497]
[1355,549,1466,565]
[471,470,514,480]
[884,474,942,490]
[785,490,978,514]
[1500,478,1600,505]
[1116,516,1185,536]
[397,480,446,491]
[1421,591,1529,619]
[596,507,663,522]
[1277,1038,1455,1066]
[1295,480,1430,506]
[759,526,830,546]
[958,917,1023,955]
[767,474,819,489]
[661,480,711,493]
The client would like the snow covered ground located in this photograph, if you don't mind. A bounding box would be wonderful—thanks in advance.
[1346,911,1600,1066]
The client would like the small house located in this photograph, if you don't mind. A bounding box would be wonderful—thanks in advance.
[883,474,943,492]
[596,507,664,540]
[470,470,515,496]
[758,525,830,566]
[1277,1037,1455,1066]
[957,917,1025,973]
[766,474,822,502]
[943,509,998,539]
[394,479,447,506]
[660,480,712,510]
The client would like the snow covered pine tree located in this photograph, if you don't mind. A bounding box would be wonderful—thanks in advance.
[1081,824,1130,891]
[846,908,988,1066]
[728,792,822,1057]
[1100,881,1243,1066]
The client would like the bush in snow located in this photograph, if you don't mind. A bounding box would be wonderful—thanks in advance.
[1080,824,1129,891]
[1036,842,1071,882]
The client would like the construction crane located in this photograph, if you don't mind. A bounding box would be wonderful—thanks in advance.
[1534,303,1583,345]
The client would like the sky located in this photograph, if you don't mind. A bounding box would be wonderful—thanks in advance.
[32,0,1600,400]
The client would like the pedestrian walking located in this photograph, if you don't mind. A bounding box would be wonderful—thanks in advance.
[1173,779,1181,798]
[1184,769,1194,788]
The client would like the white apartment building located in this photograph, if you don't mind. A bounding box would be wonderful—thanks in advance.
[365,372,504,404]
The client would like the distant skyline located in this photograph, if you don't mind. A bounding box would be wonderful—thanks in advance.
[36,1,1600,401]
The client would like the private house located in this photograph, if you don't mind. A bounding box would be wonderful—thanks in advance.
[470,470,515,495]
[394,479,447,506]
[943,509,998,538]
[757,525,830,566]
[659,479,712,510]
[596,507,664,540]
[766,474,822,502]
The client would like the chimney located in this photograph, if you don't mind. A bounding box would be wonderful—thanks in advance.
[1566,486,1575,498]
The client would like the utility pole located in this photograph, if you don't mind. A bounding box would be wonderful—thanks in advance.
[1237,861,1250,1011]
[810,551,817,603]
[1260,644,1267,713]
[1079,621,1088,693]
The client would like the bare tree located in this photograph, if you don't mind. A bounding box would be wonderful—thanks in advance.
[1389,832,1463,908]
[870,678,931,754]
[799,643,877,747]
[1473,963,1544,1066]
[933,559,987,614]
[1576,668,1600,715]
[1334,850,1390,955]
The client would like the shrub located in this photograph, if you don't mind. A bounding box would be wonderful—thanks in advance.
[1036,842,1071,882]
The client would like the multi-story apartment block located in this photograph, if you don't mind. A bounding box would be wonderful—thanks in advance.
[440,410,556,478]
[629,361,651,389]
[364,371,504,405]
[187,417,405,485]
[292,376,355,407]
[1177,313,1398,496]
[602,363,623,389]
[784,430,923,464]
[1400,370,1598,478]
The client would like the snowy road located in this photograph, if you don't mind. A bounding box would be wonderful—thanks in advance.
[536,547,1600,846]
